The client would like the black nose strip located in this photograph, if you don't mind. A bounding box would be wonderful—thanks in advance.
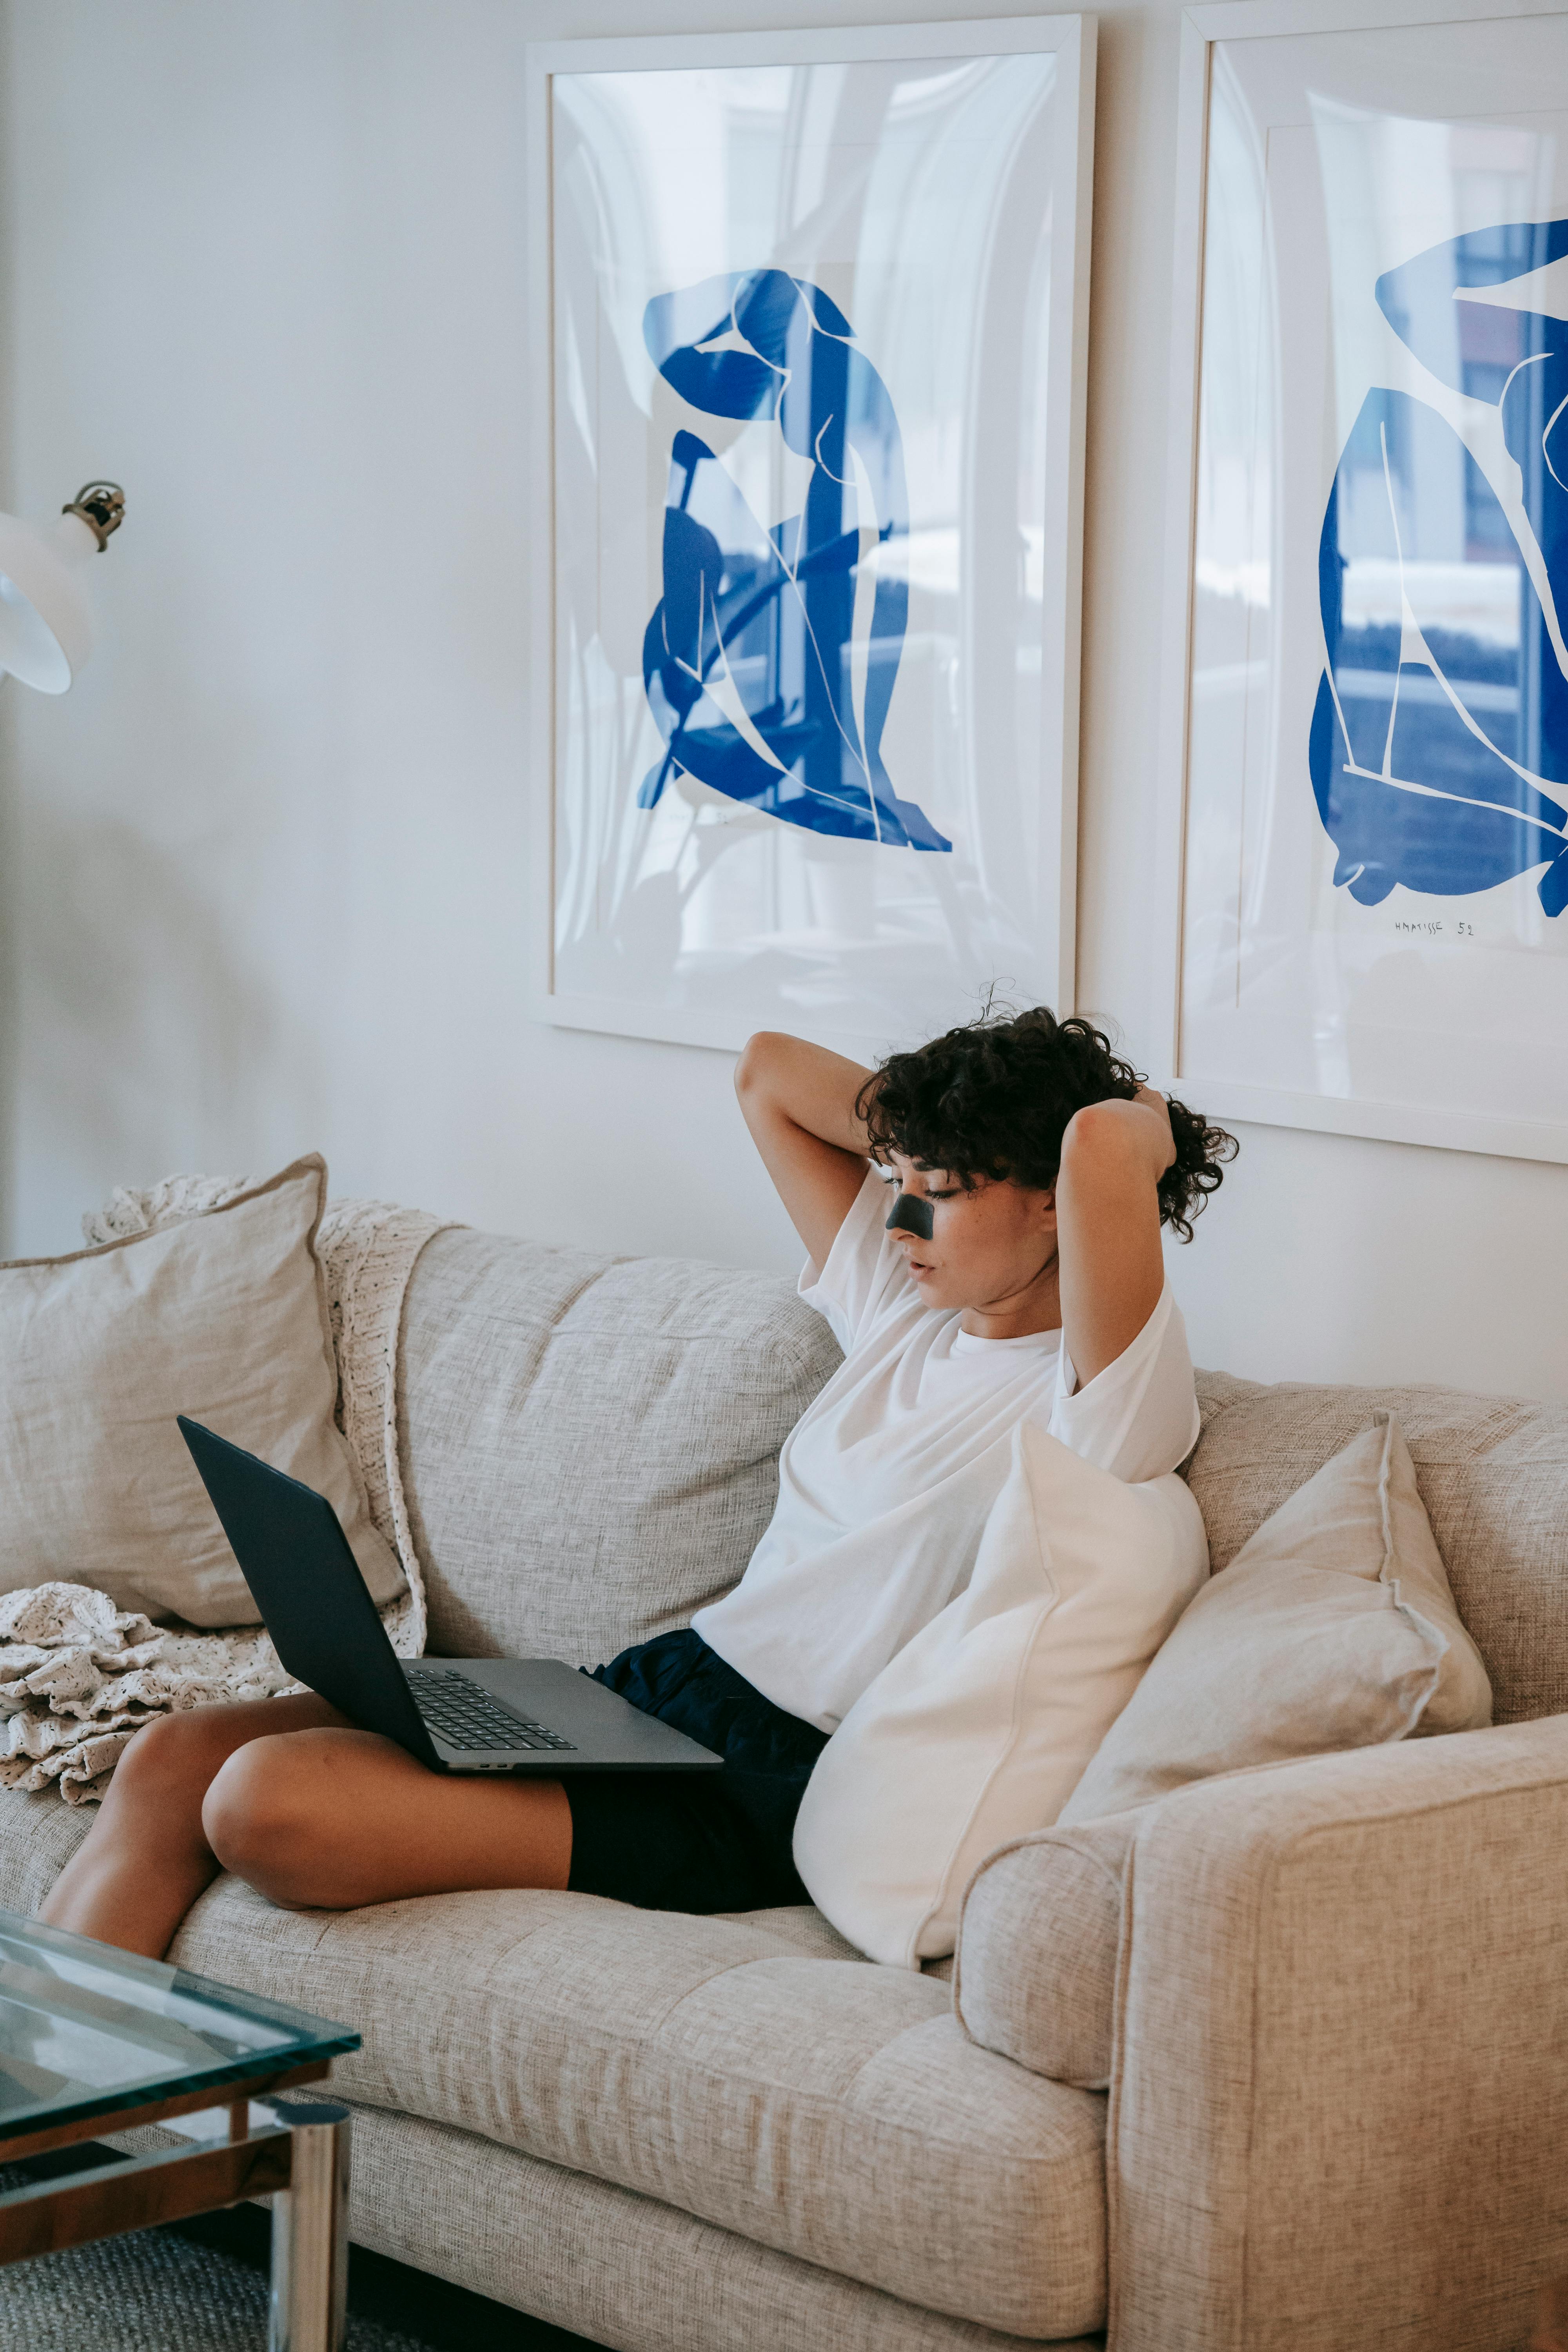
[885,1191,935,1242]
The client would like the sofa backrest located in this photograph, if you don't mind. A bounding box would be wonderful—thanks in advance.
[392,1230,1565,1720]
[1192,1370,1568,1725]
[396,1228,842,1668]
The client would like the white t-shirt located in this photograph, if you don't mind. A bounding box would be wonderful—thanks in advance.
[691,1166,1202,1731]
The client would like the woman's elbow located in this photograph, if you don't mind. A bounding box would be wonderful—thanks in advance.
[1060,1100,1130,1165]
[735,1031,786,1103]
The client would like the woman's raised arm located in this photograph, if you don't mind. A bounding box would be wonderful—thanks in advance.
[1053,1087,1175,1388]
[734,1032,876,1272]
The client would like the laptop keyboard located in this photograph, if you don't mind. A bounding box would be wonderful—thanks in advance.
[406,1666,577,1753]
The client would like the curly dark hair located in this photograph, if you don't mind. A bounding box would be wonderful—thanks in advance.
[856,1006,1238,1242]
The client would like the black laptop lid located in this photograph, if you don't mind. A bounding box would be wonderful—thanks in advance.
[178,1416,439,1768]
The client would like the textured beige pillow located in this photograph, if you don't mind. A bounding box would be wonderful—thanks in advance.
[0,1156,405,1626]
[1056,1411,1492,1825]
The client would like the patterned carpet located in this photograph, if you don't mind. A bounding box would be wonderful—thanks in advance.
[0,2155,605,2352]
[0,2222,432,2351]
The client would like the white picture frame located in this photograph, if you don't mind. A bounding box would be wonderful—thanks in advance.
[1156,0,1568,1163]
[525,18,1096,1062]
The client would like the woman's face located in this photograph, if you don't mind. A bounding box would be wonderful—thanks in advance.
[882,1152,1058,1318]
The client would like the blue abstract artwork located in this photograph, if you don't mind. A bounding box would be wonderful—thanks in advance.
[1311,221,1568,918]
[639,269,951,853]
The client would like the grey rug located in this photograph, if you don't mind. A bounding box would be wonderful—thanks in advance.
[0,2224,434,2352]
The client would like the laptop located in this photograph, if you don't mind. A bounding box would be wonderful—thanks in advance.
[178,1417,723,1779]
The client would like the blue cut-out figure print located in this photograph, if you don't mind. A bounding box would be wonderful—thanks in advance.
[1310,220,1568,916]
[639,269,950,852]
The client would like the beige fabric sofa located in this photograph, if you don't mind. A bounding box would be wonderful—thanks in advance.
[5,1228,1565,2349]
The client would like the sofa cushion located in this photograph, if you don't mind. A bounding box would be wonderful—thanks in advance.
[397,1232,843,1665]
[337,2100,1107,2352]
[162,1874,1107,2340]
[1060,1414,1492,1826]
[0,1784,91,1911]
[1192,1370,1568,1724]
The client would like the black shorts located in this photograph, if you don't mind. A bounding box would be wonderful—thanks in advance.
[564,1629,829,1914]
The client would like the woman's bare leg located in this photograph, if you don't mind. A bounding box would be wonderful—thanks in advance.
[40,1696,575,1959]
[199,1726,573,1913]
[40,1694,350,1958]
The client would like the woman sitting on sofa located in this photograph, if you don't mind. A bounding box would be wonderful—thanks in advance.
[43,1005,1235,1959]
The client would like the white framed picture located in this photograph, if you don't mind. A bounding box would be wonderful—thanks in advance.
[526,18,1096,1060]
[1157,0,1568,1162]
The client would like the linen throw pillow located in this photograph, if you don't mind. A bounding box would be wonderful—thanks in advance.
[791,1421,1210,1969]
[0,1155,405,1627]
[1056,1411,1492,1826]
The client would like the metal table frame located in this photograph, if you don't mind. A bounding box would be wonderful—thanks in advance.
[0,2058,354,2351]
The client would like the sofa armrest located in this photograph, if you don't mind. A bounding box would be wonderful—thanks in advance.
[1104,1719,1568,2352]
[955,1811,1137,2090]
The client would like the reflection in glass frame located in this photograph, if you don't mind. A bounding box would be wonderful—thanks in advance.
[1157,0,1568,1161]
[526,20,1096,1060]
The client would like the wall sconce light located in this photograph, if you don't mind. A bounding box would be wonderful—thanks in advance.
[0,482,125,693]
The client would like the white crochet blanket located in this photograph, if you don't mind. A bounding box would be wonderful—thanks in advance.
[0,1178,455,1804]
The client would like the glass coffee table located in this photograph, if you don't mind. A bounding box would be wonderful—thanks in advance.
[0,1906,361,2351]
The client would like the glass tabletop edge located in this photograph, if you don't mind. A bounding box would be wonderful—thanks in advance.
[0,2032,360,2153]
[0,1907,363,2044]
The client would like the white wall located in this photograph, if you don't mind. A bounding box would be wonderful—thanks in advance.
[2,0,1563,1399]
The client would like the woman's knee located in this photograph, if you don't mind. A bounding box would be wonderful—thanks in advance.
[202,1739,299,1879]
[201,1736,337,1906]
[108,1706,232,1811]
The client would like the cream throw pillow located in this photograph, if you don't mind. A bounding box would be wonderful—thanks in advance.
[0,1155,405,1627]
[1056,1411,1492,1825]
[792,1421,1210,1969]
